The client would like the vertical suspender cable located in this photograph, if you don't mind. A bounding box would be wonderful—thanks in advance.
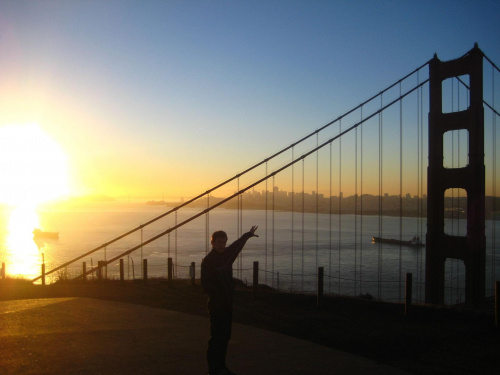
[420,80,427,299]
[450,79,455,301]
[419,77,425,300]
[316,133,319,274]
[175,210,178,278]
[272,175,275,288]
[140,229,143,279]
[301,158,305,291]
[378,94,383,300]
[240,193,243,279]
[354,125,358,297]
[104,246,107,279]
[420,80,425,300]
[492,64,497,287]
[416,72,421,301]
[241,193,243,270]
[456,78,461,298]
[291,147,295,290]
[338,118,342,295]
[237,178,240,251]
[237,178,243,279]
[360,106,364,296]
[206,194,210,254]
[265,162,268,285]
[329,142,333,293]
[167,229,171,266]
[399,82,403,302]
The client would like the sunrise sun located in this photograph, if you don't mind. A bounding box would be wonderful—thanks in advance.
[0,124,69,207]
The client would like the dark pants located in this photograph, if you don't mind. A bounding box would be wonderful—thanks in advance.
[207,308,233,373]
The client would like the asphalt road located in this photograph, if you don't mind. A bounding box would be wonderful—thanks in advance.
[0,297,408,375]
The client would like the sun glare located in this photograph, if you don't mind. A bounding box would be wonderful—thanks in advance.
[0,124,69,207]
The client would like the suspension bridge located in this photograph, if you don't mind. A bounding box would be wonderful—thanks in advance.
[31,44,500,308]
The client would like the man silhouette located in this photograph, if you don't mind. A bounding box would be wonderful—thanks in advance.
[201,226,258,375]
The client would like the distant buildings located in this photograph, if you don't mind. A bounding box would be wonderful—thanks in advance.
[171,186,499,219]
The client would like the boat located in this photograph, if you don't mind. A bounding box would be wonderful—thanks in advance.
[33,228,59,239]
[372,235,424,247]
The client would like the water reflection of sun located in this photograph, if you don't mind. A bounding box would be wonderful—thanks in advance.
[5,207,43,278]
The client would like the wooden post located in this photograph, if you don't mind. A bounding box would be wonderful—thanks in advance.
[143,259,148,282]
[120,259,124,282]
[405,273,413,317]
[495,281,500,328]
[167,257,173,285]
[41,263,46,286]
[1,262,5,280]
[190,262,195,285]
[317,267,324,308]
[82,262,87,281]
[253,261,259,297]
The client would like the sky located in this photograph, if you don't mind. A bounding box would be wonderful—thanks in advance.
[0,0,499,203]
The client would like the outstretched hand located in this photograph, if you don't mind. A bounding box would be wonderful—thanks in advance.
[249,225,259,237]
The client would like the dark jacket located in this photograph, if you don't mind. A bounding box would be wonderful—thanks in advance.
[201,232,253,310]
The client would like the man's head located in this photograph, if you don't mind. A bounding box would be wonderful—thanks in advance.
[211,230,228,252]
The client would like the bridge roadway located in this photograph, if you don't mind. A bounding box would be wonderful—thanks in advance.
[0,297,408,375]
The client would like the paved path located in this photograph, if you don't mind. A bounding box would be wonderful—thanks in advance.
[0,298,408,374]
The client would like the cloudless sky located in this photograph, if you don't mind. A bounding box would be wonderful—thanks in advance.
[0,0,499,201]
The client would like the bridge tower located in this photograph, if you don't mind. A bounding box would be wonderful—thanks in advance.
[426,44,485,307]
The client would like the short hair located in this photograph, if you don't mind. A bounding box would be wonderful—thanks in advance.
[211,230,228,242]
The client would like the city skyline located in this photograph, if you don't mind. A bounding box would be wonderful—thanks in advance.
[148,186,500,219]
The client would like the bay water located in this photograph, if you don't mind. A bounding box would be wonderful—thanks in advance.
[1,202,499,305]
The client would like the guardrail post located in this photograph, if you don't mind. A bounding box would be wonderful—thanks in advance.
[41,263,46,286]
[1,262,5,280]
[190,262,195,285]
[82,262,87,281]
[405,273,413,317]
[317,267,324,308]
[143,259,148,282]
[253,261,259,297]
[120,259,124,282]
[167,257,173,285]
